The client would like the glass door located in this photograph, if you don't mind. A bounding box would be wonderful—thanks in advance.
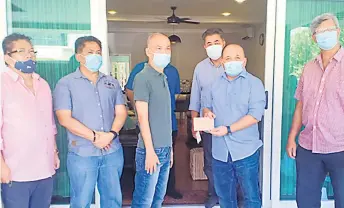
[271,0,344,207]
[3,0,109,207]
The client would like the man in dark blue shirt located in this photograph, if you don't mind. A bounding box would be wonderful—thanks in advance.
[125,61,182,199]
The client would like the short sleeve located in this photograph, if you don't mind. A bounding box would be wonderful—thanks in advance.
[112,79,125,105]
[294,72,304,101]
[125,63,145,90]
[53,78,72,111]
[133,75,150,103]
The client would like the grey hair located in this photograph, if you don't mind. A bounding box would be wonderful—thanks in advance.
[202,28,224,41]
[310,13,340,34]
[147,32,168,46]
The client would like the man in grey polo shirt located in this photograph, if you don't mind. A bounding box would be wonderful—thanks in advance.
[53,36,127,208]
[131,33,173,208]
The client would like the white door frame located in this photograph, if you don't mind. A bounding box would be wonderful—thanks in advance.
[270,0,335,207]
[260,0,278,207]
[0,0,7,71]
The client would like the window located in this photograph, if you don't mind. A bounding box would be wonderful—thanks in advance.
[6,0,92,204]
[280,0,344,200]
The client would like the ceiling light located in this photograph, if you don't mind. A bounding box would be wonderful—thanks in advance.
[222,12,231,17]
[169,34,181,44]
[108,10,117,15]
[235,0,246,3]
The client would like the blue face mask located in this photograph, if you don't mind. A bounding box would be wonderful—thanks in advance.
[224,61,244,77]
[206,45,222,60]
[84,54,103,72]
[153,53,171,69]
[316,31,338,51]
[13,59,36,74]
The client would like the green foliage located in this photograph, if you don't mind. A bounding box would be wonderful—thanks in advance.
[290,28,344,79]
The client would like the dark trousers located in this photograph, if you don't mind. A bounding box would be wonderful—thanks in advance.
[202,132,217,197]
[1,177,54,208]
[167,130,178,192]
[296,146,344,208]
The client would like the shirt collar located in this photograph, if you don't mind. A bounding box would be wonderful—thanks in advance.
[145,64,165,76]
[315,46,344,64]
[221,69,248,81]
[144,61,171,69]
[5,67,40,82]
[72,68,106,79]
[207,58,222,69]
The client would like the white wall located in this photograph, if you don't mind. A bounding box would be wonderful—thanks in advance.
[243,23,266,81]
[108,23,266,82]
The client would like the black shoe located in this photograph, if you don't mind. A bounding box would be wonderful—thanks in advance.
[204,195,218,208]
[166,190,183,199]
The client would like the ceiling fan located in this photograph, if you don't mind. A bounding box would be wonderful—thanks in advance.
[166,6,200,25]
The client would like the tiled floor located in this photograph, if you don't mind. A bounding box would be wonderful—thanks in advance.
[122,119,209,206]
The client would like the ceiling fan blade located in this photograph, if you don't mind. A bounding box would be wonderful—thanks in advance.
[180,20,200,24]
[179,17,191,21]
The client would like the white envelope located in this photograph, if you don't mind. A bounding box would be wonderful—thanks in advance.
[193,117,214,131]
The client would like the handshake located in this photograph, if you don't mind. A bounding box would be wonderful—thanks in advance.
[92,131,117,150]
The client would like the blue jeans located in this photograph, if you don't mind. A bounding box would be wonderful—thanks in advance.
[213,150,261,208]
[131,147,171,208]
[296,146,344,208]
[1,177,53,208]
[67,147,124,208]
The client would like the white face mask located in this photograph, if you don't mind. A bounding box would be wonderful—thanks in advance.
[206,45,223,60]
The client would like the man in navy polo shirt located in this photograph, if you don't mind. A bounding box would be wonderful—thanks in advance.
[125,60,182,199]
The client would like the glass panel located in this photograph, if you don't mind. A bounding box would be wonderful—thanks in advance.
[6,0,92,204]
[110,54,131,90]
[280,0,344,200]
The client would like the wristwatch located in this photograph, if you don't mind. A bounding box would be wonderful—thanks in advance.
[226,126,232,135]
[92,130,96,142]
[109,130,118,139]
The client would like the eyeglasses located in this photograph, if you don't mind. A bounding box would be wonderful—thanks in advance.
[7,49,37,56]
[314,26,338,35]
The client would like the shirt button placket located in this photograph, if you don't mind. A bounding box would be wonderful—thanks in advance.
[95,85,104,131]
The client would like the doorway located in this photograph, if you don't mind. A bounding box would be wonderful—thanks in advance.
[106,0,270,206]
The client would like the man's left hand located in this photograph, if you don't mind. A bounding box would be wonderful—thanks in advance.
[209,126,228,137]
[54,152,60,170]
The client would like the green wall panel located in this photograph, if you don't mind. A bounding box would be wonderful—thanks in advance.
[280,0,344,200]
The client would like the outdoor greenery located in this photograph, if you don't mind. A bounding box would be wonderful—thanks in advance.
[290,27,344,79]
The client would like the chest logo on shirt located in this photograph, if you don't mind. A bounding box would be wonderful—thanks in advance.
[104,80,116,89]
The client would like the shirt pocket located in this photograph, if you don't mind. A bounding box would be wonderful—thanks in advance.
[231,91,249,112]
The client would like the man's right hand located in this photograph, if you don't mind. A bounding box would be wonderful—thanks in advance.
[145,150,160,175]
[1,162,11,184]
[286,139,297,159]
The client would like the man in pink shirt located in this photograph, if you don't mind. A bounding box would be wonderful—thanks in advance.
[287,13,344,208]
[1,33,60,208]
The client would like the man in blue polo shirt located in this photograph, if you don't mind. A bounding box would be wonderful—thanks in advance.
[125,59,182,199]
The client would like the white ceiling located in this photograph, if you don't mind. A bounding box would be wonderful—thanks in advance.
[106,0,267,24]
